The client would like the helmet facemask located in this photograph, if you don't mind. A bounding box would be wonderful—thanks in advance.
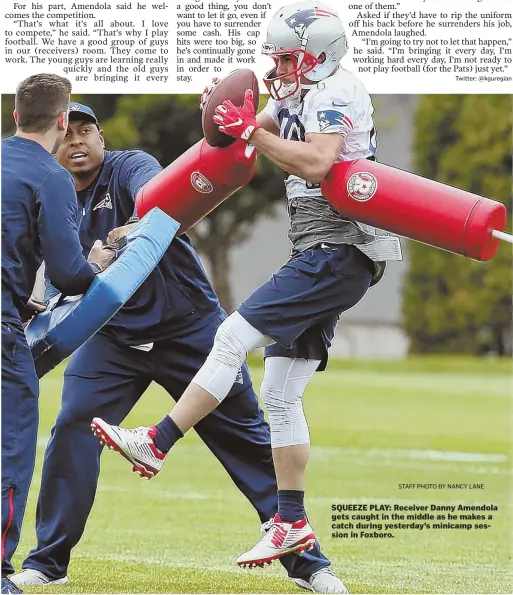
[262,46,318,101]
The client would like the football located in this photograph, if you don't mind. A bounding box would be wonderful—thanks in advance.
[202,69,260,148]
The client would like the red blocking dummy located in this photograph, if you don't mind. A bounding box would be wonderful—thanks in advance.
[321,160,507,262]
[136,138,257,233]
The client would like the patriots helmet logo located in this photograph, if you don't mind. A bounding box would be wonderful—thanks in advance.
[317,109,353,132]
[285,8,337,42]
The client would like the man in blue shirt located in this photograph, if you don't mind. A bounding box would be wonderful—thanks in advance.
[1,76,115,594]
[12,104,342,593]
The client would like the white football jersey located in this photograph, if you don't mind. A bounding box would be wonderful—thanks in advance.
[262,67,377,200]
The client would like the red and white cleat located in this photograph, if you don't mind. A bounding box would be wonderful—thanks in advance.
[236,514,316,568]
[91,418,166,479]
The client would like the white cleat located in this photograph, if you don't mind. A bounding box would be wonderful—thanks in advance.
[91,418,166,479]
[294,568,349,594]
[10,569,68,587]
[237,514,316,567]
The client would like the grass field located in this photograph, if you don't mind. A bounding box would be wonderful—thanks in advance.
[13,357,512,594]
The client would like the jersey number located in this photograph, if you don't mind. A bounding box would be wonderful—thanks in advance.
[278,108,305,142]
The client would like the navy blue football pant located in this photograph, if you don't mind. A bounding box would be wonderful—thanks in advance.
[23,312,330,580]
[240,244,375,365]
[2,321,39,577]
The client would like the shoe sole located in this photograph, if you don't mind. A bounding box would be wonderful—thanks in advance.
[293,578,315,592]
[293,576,349,594]
[237,537,316,568]
[91,419,157,480]
[11,575,69,587]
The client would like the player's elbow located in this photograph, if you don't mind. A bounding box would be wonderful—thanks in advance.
[303,133,342,183]
[50,275,89,296]
[47,263,95,296]
[303,159,333,184]
[303,171,323,185]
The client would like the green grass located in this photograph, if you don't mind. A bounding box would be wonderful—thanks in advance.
[14,357,513,594]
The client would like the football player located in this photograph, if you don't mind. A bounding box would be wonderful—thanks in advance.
[92,0,402,587]
[12,102,343,594]
[2,76,114,595]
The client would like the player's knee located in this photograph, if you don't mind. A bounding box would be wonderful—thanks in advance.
[261,383,287,415]
[53,416,75,437]
[54,401,92,431]
[260,382,309,448]
[194,313,270,403]
[212,311,269,370]
[212,316,248,371]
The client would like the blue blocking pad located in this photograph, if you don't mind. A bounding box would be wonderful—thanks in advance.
[25,208,179,378]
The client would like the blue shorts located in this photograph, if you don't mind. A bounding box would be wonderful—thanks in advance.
[238,244,374,370]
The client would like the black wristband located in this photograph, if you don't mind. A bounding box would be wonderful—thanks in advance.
[90,262,104,274]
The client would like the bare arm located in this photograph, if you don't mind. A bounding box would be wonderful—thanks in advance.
[256,112,280,136]
[213,90,343,182]
[248,129,344,183]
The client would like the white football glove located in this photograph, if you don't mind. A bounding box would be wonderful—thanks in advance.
[199,76,220,111]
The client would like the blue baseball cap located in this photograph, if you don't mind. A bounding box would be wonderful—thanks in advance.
[68,102,99,127]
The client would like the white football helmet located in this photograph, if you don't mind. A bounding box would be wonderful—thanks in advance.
[262,1,349,100]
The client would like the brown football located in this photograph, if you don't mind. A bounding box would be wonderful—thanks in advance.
[202,69,260,148]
